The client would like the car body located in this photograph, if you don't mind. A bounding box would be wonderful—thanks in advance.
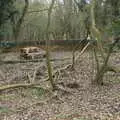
[20,47,46,59]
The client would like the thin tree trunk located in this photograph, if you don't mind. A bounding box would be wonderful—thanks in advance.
[91,0,105,60]
[45,0,56,90]
[12,0,29,41]
[90,0,105,85]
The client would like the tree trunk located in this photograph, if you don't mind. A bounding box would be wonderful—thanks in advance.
[12,0,29,41]
[45,0,56,90]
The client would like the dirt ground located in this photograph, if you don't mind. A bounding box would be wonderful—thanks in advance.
[0,50,120,120]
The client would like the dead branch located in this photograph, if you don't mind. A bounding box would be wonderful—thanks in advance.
[75,42,90,62]
[0,57,70,65]
[0,83,38,92]
[0,78,49,92]
[52,43,90,78]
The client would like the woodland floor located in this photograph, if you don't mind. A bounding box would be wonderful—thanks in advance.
[0,50,120,120]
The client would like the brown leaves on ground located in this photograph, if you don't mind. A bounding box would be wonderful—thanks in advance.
[0,51,120,120]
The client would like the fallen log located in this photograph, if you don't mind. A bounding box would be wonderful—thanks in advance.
[0,78,49,92]
[0,83,39,92]
[0,57,70,65]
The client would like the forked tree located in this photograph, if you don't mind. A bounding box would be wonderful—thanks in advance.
[90,0,120,85]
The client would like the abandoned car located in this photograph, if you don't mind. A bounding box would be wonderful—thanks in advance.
[20,47,46,59]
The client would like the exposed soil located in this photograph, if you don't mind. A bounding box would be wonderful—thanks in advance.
[0,50,120,120]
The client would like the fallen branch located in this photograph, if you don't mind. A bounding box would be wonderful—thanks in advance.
[75,42,90,62]
[0,57,70,65]
[0,83,37,92]
[52,44,91,77]
[0,78,49,92]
